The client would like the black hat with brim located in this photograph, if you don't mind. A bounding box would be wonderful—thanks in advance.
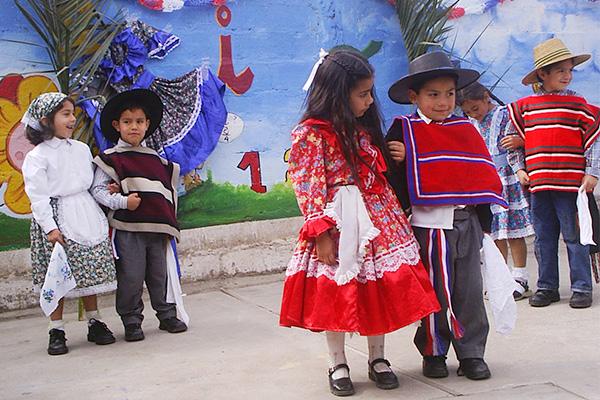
[388,51,480,104]
[100,89,164,144]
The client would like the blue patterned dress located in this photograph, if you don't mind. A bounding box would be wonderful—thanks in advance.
[476,106,534,240]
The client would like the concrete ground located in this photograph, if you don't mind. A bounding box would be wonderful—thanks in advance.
[1,242,599,400]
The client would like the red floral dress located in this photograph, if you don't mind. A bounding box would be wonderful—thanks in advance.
[279,119,440,336]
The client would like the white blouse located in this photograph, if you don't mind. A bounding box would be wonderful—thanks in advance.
[22,137,107,245]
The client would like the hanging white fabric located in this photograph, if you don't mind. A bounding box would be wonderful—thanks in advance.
[39,243,77,317]
[577,185,596,246]
[166,241,190,325]
[481,234,517,335]
[323,185,380,285]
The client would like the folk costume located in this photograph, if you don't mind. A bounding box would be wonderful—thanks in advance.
[279,118,440,336]
[386,52,505,365]
[21,93,117,302]
[507,38,600,303]
[91,89,189,329]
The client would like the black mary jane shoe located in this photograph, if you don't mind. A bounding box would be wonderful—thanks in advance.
[457,358,491,380]
[328,363,355,397]
[368,358,399,390]
[47,328,68,356]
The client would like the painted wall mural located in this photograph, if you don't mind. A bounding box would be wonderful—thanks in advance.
[0,0,599,251]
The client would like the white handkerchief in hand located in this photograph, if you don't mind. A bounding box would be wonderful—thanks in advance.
[39,243,76,317]
[577,185,595,246]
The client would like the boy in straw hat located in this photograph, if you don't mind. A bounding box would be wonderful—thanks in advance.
[91,89,189,341]
[385,51,508,381]
[506,37,600,309]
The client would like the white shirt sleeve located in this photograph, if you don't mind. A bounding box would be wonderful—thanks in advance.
[22,151,57,234]
[90,166,129,210]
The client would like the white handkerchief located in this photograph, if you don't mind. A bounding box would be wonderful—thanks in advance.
[40,244,77,317]
[577,185,595,246]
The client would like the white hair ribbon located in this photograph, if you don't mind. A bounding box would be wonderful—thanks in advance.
[302,48,329,92]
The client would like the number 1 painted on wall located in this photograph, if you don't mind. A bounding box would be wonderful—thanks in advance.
[237,151,266,193]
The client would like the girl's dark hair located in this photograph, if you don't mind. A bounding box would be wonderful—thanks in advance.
[456,81,490,105]
[301,49,391,186]
[26,98,76,146]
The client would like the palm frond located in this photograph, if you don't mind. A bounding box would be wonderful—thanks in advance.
[394,0,457,61]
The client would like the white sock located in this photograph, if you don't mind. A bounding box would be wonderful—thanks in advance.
[368,335,392,373]
[512,267,529,283]
[49,320,65,331]
[86,310,101,324]
[326,331,349,379]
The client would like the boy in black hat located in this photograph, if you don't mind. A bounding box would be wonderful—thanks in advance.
[385,51,506,380]
[91,89,188,341]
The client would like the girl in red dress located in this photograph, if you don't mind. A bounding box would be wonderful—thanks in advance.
[279,49,440,396]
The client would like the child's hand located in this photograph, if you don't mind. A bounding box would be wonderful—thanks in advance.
[500,135,524,150]
[388,141,406,162]
[582,174,599,192]
[108,182,121,194]
[127,193,142,210]
[516,169,530,186]
[47,229,65,245]
[315,231,337,265]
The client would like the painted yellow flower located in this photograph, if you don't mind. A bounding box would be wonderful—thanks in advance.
[0,74,58,215]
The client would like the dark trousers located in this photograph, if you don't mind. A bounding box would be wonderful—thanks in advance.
[115,231,177,326]
[413,209,489,359]
[531,191,592,293]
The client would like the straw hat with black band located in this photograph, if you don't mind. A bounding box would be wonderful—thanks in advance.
[100,89,164,144]
[521,37,591,85]
[388,51,480,104]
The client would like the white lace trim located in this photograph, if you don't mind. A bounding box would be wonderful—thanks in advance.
[286,239,421,284]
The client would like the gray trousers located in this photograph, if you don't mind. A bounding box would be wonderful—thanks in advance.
[115,231,177,326]
[413,208,489,359]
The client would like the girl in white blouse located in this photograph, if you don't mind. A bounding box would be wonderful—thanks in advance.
[21,92,117,355]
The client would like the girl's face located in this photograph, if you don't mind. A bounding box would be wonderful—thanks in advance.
[46,101,76,139]
[538,59,574,92]
[349,77,374,118]
[460,94,492,123]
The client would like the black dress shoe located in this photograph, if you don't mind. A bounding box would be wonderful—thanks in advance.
[457,358,491,380]
[328,363,355,397]
[368,358,399,389]
[422,356,448,378]
[124,323,145,342]
[529,289,560,307]
[48,329,68,355]
[569,292,592,309]
[159,317,188,333]
[87,319,116,345]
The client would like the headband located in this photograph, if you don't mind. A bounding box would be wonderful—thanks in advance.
[21,92,68,131]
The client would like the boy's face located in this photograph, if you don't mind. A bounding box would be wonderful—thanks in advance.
[112,108,150,147]
[538,59,574,92]
[409,76,456,122]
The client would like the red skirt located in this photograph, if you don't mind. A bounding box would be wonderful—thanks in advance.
[280,240,440,336]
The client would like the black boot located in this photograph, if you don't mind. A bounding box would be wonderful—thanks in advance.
[87,319,116,345]
[48,329,68,355]
[422,356,448,378]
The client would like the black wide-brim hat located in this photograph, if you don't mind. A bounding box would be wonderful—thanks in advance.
[100,89,164,144]
[388,51,480,104]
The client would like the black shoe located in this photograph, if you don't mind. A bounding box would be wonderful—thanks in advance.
[124,323,145,342]
[368,358,399,390]
[457,358,491,380]
[569,292,592,309]
[48,329,68,355]
[422,356,448,378]
[513,280,533,301]
[328,364,354,396]
[159,317,188,333]
[87,319,116,345]
[529,289,560,307]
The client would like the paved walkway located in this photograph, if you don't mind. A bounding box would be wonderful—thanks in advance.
[1,244,599,400]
